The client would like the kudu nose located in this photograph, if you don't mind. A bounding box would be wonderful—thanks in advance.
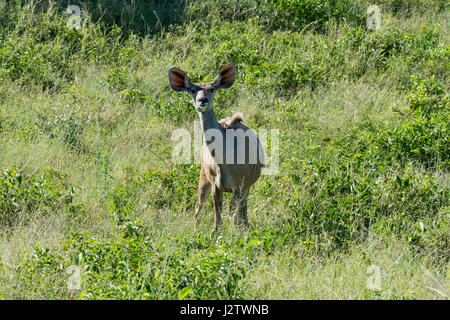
[199,96,208,104]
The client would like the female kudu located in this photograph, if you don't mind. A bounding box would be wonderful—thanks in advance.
[168,63,264,231]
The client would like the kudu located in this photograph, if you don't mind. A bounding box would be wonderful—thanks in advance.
[168,63,264,231]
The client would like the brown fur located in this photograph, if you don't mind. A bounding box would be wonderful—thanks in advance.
[168,63,263,232]
[218,112,244,128]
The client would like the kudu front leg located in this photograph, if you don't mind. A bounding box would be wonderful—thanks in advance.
[194,167,211,227]
[212,186,223,232]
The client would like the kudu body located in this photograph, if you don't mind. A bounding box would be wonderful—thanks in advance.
[168,63,264,231]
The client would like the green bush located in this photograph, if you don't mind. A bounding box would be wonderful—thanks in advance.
[333,25,445,76]
[150,93,196,124]
[274,155,449,250]
[120,88,149,105]
[103,67,129,90]
[373,76,449,168]
[109,165,200,224]
[0,168,80,226]
[17,220,248,299]
[270,0,365,32]
[35,107,91,153]
[376,113,449,168]
[14,247,68,298]
[406,75,449,116]
[0,36,75,90]
[0,1,142,90]
[371,0,448,15]
[186,0,365,33]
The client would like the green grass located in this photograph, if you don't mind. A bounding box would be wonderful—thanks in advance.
[0,0,448,299]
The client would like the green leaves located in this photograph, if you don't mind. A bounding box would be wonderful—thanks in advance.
[407,75,449,116]
[0,168,82,227]
[178,287,193,300]
[271,0,365,32]
[374,76,449,169]
[108,165,200,225]
[17,222,249,299]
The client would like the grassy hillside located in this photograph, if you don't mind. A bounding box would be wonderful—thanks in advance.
[0,0,448,299]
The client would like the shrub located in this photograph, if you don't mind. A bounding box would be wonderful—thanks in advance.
[270,0,365,32]
[406,75,449,116]
[109,165,200,224]
[0,168,80,226]
[376,113,449,168]
[104,67,129,91]
[35,107,91,153]
[371,0,448,15]
[17,220,248,299]
[0,37,75,90]
[120,88,148,105]
[150,93,196,124]
[186,0,365,33]
[373,76,449,168]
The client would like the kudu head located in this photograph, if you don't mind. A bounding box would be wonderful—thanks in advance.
[168,63,236,113]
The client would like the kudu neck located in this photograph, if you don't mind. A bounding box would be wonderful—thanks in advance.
[198,108,224,136]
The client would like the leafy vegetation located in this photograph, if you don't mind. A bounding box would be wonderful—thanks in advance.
[0,0,448,299]
[0,168,82,227]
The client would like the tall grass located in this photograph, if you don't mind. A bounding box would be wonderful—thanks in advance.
[0,0,448,299]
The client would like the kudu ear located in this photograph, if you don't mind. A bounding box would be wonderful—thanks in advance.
[168,67,195,92]
[212,62,236,89]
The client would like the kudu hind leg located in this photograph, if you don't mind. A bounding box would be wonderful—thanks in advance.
[237,189,249,229]
[228,191,240,220]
